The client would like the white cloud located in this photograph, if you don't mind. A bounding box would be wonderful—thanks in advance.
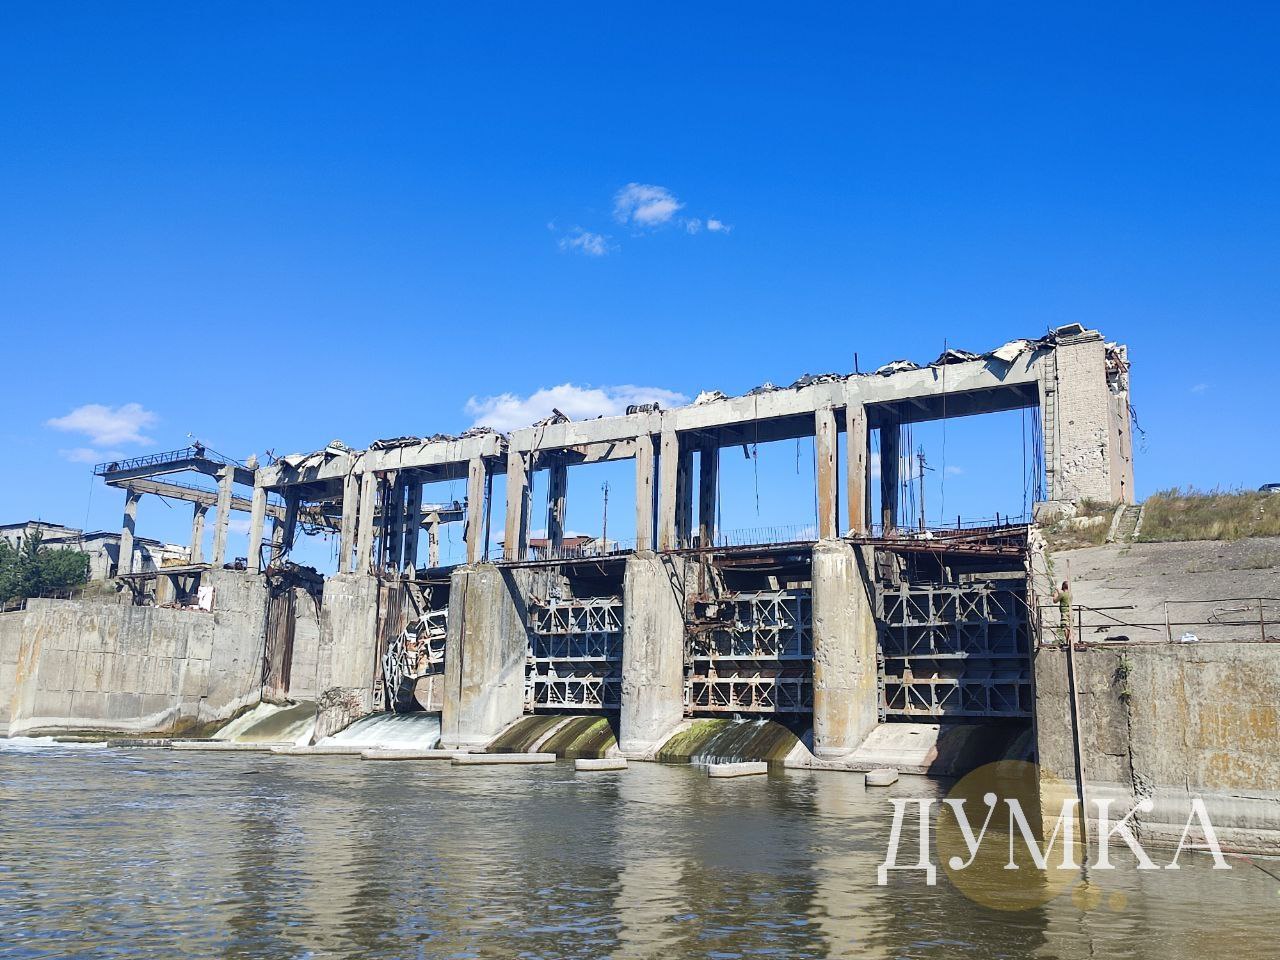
[466,384,689,432]
[614,183,684,228]
[685,218,703,234]
[945,465,965,475]
[706,218,731,233]
[47,402,158,447]
[559,228,611,257]
[58,447,119,464]
[1190,383,1208,394]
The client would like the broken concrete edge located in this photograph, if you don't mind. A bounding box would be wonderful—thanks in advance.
[451,752,557,765]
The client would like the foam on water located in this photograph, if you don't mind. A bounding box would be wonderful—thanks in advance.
[655,717,803,767]
[318,711,441,749]
[0,736,107,752]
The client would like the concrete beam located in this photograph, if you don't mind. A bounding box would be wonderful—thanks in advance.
[815,405,839,541]
[845,403,869,535]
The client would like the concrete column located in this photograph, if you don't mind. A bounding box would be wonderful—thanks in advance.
[383,472,404,573]
[440,564,528,748]
[210,466,234,565]
[338,469,359,574]
[697,440,718,547]
[674,446,693,547]
[271,491,299,565]
[634,434,656,551]
[355,470,378,574]
[246,483,268,573]
[118,488,141,575]
[619,552,688,755]
[504,447,529,561]
[657,429,680,551]
[270,515,285,559]
[546,457,567,553]
[815,406,839,541]
[427,521,440,567]
[465,456,487,565]
[811,541,879,757]
[880,418,900,533]
[845,403,869,536]
[402,478,423,573]
[189,503,208,564]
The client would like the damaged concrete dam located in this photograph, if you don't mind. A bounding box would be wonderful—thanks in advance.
[4,324,1278,853]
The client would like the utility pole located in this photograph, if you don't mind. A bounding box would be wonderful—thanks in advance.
[916,447,932,532]
[601,480,610,553]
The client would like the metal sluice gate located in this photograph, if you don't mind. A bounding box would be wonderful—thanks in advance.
[684,589,814,714]
[876,582,1032,719]
[525,597,624,711]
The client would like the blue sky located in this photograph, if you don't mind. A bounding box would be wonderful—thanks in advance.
[2,4,1278,568]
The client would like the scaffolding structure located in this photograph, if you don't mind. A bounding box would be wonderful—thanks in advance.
[685,589,814,714]
[525,597,624,711]
[877,582,1031,718]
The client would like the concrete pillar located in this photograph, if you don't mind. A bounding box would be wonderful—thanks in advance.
[845,403,869,536]
[465,456,487,565]
[504,447,529,561]
[338,469,359,574]
[270,515,285,560]
[210,466,234,565]
[246,483,268,573]
[355,470,378,574]
[619,552,688,755]
[634,434,656,552]
[815,406,839,541]
[674,446,693,547]
[546,457,567,553]
[656,429,679,551]
[880,418,900,533]
[427,521,440,567]
[402,478,423,573]
[383,472,403,572]
[440,564,528,748]
[270,491,299,565]
[189,503,208,564]
[810,541,879,757]
[118,488,141,575]
[697,440,718,548]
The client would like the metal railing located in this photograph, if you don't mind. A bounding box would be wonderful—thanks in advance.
[1038,598,1280,645]
[93,445,237,476]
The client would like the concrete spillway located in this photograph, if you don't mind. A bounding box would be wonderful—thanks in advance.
[214,702,317,746]
[317,711,441,750]
[655,718,803,768]
[486,715,619,759]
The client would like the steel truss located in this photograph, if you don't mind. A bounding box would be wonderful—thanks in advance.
[686,589,814,715]
[382,607,448,710]
[526,597,623,711]
[877,583,1031,719]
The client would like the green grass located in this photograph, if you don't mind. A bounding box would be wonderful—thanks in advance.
[1137,487,1280,542]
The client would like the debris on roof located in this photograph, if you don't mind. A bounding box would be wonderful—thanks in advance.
[874,360,920,376]
[988,339,1035,364]
[932,348,981,366]
[789,372,843,389]
[746,381,779,396]
[531,408,570,428]
[626,402,663,415]
[694,390,727,405]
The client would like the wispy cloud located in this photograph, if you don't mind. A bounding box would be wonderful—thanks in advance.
[1190,383,1208,394]
[466,384,688,432]
[706,217,732,233]
[945,465,965,475]
[559,228,611,257]
[614,183,684,228]
[47,402,157,447]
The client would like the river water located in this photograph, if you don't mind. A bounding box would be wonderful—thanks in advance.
[1,740,1276,959]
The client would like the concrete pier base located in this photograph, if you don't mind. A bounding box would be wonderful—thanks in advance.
[440,564,528,749]
[618,552,689,756]
[810,540,879,759]
[709,761,768,778]
[575,757,628,771]
[452,752,556,765]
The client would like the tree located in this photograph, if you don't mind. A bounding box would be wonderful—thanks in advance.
[0,531,90,605]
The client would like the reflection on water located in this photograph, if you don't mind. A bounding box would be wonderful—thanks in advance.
[0,743,1275,959]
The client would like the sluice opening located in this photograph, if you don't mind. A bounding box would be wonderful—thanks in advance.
[655,717,803,767]
[684,549,814,720]
[524,560,626,714]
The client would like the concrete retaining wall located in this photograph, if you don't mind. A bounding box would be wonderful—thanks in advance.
[2,569,268,736]
[311,573,380,741]
[1036,641,1280,853]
